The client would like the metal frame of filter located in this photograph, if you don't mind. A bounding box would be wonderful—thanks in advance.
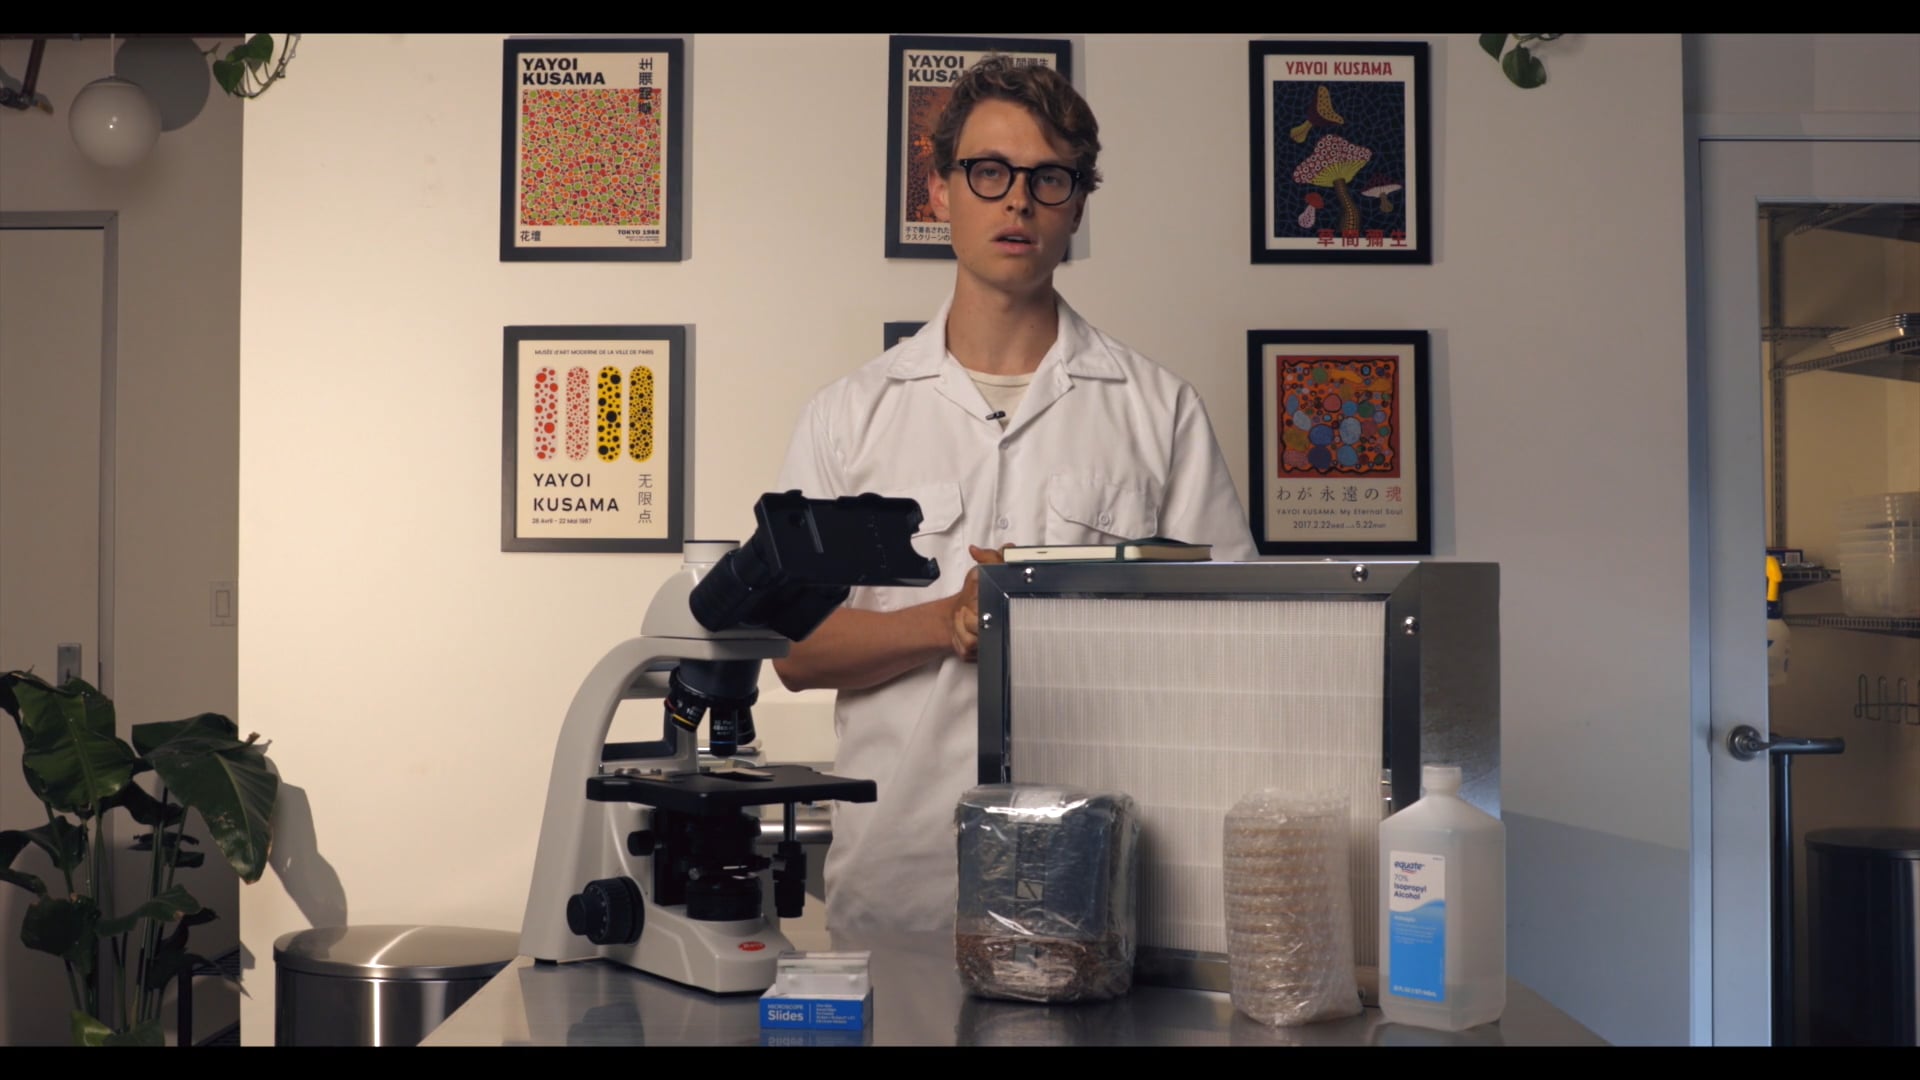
[975,559,1501,996]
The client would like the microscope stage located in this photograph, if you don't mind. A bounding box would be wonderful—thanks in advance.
[586,764,876,815]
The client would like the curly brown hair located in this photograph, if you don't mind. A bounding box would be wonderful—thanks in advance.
[930,54,1102,195]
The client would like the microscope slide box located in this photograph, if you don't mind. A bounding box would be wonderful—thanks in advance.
[759,990,873,1032]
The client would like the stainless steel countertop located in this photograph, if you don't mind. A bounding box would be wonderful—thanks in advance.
[422,927,1608,1047]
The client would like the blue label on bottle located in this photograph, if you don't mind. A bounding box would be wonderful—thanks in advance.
[1388,850,1446,1002]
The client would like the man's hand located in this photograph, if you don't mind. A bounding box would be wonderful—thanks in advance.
[949,545,1005,661]
[775,543,1009,692]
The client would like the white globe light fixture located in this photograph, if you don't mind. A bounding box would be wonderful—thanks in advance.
[67,36,161,169]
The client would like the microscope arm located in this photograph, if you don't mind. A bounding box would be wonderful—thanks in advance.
[519,634,787,963]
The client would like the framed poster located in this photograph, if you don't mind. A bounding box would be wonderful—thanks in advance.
[1247,330,1431,555]
[1248,40,1430,264]
[884,321,925,350]
[885,35,1071,260]
[501,37,685,262]
[502,325,686,552]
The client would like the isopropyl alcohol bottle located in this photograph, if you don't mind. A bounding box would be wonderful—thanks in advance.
[1378,764,1506,1031]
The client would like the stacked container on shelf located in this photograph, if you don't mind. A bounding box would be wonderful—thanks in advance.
[1835,491,1920,617]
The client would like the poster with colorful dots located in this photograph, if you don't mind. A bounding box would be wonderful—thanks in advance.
[501,38,684,262]
[885,36,1072,260]
[502,325,686,552]
[1247,330,1431,555]
[1248,40,1429,265]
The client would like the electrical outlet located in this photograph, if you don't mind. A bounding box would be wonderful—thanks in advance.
[211,581,236,627]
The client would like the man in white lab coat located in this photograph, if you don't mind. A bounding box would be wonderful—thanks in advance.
[772,56,1257,934]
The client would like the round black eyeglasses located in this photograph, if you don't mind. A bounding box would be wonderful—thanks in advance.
[951,157,1082,206]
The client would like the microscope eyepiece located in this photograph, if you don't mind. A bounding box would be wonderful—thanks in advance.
[687,492,939,642]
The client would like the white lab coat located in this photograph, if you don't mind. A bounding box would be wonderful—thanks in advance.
[774,292,1258,933]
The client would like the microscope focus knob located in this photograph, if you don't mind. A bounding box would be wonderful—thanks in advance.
[565,877,642,946]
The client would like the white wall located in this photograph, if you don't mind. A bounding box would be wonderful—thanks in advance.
[0,37,243,1044]
[238,33,1692,1044]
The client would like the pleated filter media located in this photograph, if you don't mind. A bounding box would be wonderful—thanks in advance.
[1005,596,1387,969]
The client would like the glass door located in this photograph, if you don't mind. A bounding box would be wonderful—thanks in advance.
[1759,200,1920,1045]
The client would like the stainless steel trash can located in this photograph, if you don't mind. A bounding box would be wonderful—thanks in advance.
[274,925,521,1046]
[1807,828,1920,1047]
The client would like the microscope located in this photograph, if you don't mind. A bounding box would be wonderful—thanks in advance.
[519,492,938,994]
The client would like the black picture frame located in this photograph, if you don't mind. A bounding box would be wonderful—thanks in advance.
[1248,40,1430,265]
[885,35,1072,260]
[501,37,686,262]
[502,325,687,552]
[884,321,925,350]
[1246,329,1432,555]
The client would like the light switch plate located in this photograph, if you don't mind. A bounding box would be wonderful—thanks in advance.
[211,581,236,627]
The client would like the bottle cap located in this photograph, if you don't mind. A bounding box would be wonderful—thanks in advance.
[1421,764,1462,795]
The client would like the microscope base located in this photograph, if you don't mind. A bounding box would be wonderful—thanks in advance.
[598,906,794,995]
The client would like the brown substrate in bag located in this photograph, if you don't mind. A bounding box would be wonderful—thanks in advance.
[956,931,1133,1003]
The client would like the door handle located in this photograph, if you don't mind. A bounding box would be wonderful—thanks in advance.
[1727,724,1844,761]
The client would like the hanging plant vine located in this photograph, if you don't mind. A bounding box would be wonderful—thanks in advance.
[206,34,300,99]
[1480,34,1567,89]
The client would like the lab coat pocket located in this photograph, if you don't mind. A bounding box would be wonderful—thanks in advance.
[1043,473,1159,544]
[876,481,963,610]
[903,480,964,540]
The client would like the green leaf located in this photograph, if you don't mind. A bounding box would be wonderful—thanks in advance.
[71,1010,114,1046]
[213,58,244,95]
[10,677,136,814]
[17,818,91,871]
[1,866,47,895]
[5,830,40,870]
[242,34,275,70]
[130,829,199,846]
[131,830,204,869]
[146,948,218,992]
[134,712,239,756]
[1503,44,1548,88]
[24,896,99,974]
[43,819,89,868]
[143,907,219,990]
[96,883,202,937]
[1480,33,1509,59]
[148,732,278,883]
[1,827,48,894]
[0,669,22,716]
[104,1018,166,1046]
[100,782,184,828]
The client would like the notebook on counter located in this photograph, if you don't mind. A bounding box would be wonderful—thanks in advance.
[1000,537,1213,564]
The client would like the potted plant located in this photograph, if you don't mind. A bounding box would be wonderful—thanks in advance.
[0,670,279,1046]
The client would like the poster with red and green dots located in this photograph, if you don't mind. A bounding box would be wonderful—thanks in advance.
[501,38,684,262]
[1248,40,1429,265]
[1247,330,1431,555]
[502,326,686,553]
